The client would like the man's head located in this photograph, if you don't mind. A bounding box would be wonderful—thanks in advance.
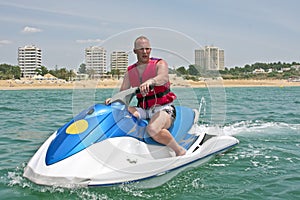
[133,36,151,64]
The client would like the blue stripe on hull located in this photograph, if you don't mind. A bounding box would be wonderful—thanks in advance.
[46,102,196,165]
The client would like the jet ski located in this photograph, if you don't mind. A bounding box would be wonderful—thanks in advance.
[23,87,239,188]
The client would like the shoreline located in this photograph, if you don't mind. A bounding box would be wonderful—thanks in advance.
[1,78,300,90]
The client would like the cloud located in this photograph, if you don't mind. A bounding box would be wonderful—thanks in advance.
[21,26,42,33]
[75,39,103,44]
[0,40,12,46]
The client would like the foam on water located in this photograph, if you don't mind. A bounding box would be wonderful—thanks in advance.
[3,163,110,200]
[222,120,300,136]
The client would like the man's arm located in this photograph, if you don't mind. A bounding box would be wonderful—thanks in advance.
[153,59,169,85]
[120,71,131,91]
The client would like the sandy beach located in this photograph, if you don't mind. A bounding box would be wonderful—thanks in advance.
[1,78,300,90]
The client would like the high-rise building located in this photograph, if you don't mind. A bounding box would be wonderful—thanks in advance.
[85,46,107,78]
[18,45,42,78]
[110,51,128,75]
[195,46,225,70]
[195,49,204,68]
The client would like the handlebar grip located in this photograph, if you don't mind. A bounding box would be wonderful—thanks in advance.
[135,84,154,94]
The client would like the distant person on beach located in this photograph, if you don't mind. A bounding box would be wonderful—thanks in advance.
[106,36,185,156]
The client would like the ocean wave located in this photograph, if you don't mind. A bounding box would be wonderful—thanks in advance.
[0,106,20,112]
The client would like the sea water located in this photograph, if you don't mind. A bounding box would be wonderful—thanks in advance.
[0,87,299,199]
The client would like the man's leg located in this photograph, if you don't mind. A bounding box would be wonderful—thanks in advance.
[128,106,140,118]
[146,111,186,156]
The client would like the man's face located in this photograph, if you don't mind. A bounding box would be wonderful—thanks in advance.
[134,39,151,64]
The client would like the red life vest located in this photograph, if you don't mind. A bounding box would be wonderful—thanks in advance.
[127,58,176,109]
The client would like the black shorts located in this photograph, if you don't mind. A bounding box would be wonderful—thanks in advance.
[163,105,176,122]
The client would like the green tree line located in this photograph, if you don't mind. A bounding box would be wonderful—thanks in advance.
[174,62,300,80]
[36,66,76,81]
[0,63,76,81]
[0,64,21,79]
[220,62,300,79]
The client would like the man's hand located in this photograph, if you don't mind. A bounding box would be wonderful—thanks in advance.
[105,98,111,105]
[139,78,155,96]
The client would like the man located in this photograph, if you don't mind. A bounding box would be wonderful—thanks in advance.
[107,36,185,156]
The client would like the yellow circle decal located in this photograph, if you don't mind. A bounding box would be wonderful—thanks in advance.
[66,119,88,134]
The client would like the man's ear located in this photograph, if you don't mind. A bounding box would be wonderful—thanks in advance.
[133,49,137,54]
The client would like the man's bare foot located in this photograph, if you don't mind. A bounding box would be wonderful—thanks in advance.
[175,148,186,156]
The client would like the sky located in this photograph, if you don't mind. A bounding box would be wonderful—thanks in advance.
[0,0,299,70]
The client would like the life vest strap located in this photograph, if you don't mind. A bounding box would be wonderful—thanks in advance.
[137,89,170,108]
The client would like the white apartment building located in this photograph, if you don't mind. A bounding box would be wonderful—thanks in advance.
[18,45,42,78]
[195,46,225,70]
[110,51,128,75]
[85,46,107,78]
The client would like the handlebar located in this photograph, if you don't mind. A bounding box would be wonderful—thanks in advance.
[109,85,154,106]
[135,84,154,94]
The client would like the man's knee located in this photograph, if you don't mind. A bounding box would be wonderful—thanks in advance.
[146,123,156,136]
